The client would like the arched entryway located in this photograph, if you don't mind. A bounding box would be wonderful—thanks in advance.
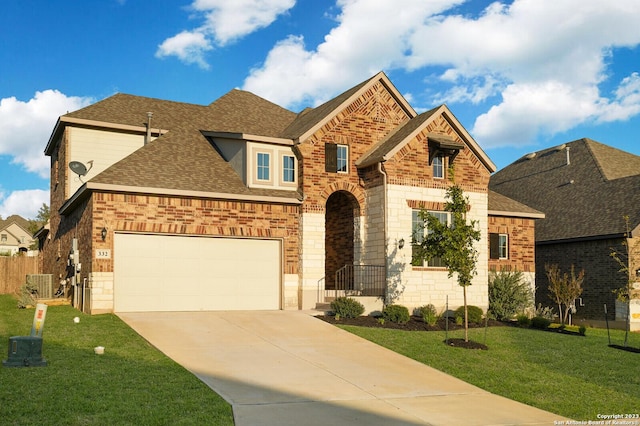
[325,191,360,290]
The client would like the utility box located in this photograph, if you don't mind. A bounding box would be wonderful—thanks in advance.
[2,336,47,367]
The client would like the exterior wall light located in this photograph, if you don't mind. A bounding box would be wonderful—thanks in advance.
[101,227,107,241]
[398,238,405,250]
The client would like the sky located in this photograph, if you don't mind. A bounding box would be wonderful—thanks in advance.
[1,0,640,220]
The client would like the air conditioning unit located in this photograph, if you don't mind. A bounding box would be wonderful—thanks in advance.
[2,336,47,367]
[26,274,54,299]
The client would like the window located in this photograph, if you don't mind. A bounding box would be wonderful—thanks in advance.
[282,155,295,183]
[433,155,444,178]
[325,143,348,173]
[256,152,270,181]
[411,210,449,267]
[489,233,509,259]
[1,234,6,243]
[337,145,348,173]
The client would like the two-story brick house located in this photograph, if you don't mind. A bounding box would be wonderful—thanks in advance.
[41,71,539,314]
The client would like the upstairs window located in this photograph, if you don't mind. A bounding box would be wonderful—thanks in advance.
[282,155,296,183]
[337,145,348,173]
[411,210,450,267]
[256,152,270,181]
[433,155,444,179]
[325,143,349,173]
[490,233,509,259]
[1,234,6,243]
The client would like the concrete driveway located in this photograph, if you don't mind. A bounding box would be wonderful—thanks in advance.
[118,310,566,425]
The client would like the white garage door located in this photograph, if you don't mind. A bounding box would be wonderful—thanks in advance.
[114,234,281,312]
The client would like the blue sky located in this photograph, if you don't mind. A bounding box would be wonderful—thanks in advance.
[1,0,640,219]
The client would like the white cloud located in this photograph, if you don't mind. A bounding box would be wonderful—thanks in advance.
[156,30,213,69]
[243,0,462,108]
[156,0,295,68]
[242,0,640,148]
[0,189,49,220]
[0,90,92,178]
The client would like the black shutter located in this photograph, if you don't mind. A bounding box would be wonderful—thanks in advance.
[489,233,500,259]
[325,143,337,172]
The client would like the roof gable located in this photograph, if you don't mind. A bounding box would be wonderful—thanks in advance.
[280,71,416,141]
[356,104,496,173]
[0,215,31,233]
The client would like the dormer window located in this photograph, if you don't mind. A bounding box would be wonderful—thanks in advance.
[257,152,270,181]
[282,155,295,183]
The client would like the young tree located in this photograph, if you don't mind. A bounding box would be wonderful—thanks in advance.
[545,263,585,325]
[414,184,480,342]
[27,203,50,235]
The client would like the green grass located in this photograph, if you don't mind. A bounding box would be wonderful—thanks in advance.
[340,323,640,421]
[0,295,233,425]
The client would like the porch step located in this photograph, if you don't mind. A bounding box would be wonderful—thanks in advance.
[314,302,332,313]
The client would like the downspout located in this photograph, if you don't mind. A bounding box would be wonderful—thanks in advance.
[378,162,388,305]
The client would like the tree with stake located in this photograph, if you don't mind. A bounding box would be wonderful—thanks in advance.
[414,183,480,342]
[545,263,584,325]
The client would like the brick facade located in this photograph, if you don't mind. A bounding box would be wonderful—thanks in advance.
[536,238,625,320]
[488,216,536,273]
[41,73,528,315]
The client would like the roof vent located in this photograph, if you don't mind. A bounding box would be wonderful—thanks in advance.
[554,143,566,152]
[524,152,537,160]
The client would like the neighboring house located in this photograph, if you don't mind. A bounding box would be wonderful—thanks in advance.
[41,71,539,315]
[490,138,640,328]
[0,215,36,256]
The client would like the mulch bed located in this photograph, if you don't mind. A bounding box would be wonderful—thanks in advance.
[609,344,640,354]
[316,315,509,349]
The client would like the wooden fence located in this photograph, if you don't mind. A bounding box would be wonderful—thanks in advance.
[0,256,41,295]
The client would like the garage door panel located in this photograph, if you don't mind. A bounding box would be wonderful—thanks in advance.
[114,234,281,312]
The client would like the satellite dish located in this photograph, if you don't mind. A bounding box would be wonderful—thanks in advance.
[69,161,88,176]
[68,160,94,182]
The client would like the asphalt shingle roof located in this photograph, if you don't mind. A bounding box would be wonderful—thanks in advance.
[490,138,640,242]
[488,190,544,218]
[64,90,300,201]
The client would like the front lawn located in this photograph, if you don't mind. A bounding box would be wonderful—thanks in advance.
[340,322,640,421]
[0,295,234,425]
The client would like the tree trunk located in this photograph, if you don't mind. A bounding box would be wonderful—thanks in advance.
[464,286,469,342]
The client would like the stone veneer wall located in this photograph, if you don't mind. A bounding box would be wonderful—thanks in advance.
[386,184,489,313]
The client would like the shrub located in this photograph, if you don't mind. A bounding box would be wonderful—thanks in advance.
[416,304,439,326]
[516,314,531,328]
[382,304,410,324]
[534,304,555,320]
[454,305,483,324]
[330,297,365,319]
[488,269,534,321]
[530,316,551,330]
[579,325,587,336]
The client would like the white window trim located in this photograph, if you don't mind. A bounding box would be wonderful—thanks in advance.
[433,155,444,179]
[337,144,349,174]
[498,234,509,259]
[279,153,297,187]
[251,147,274,186]
[411,209,450,268]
